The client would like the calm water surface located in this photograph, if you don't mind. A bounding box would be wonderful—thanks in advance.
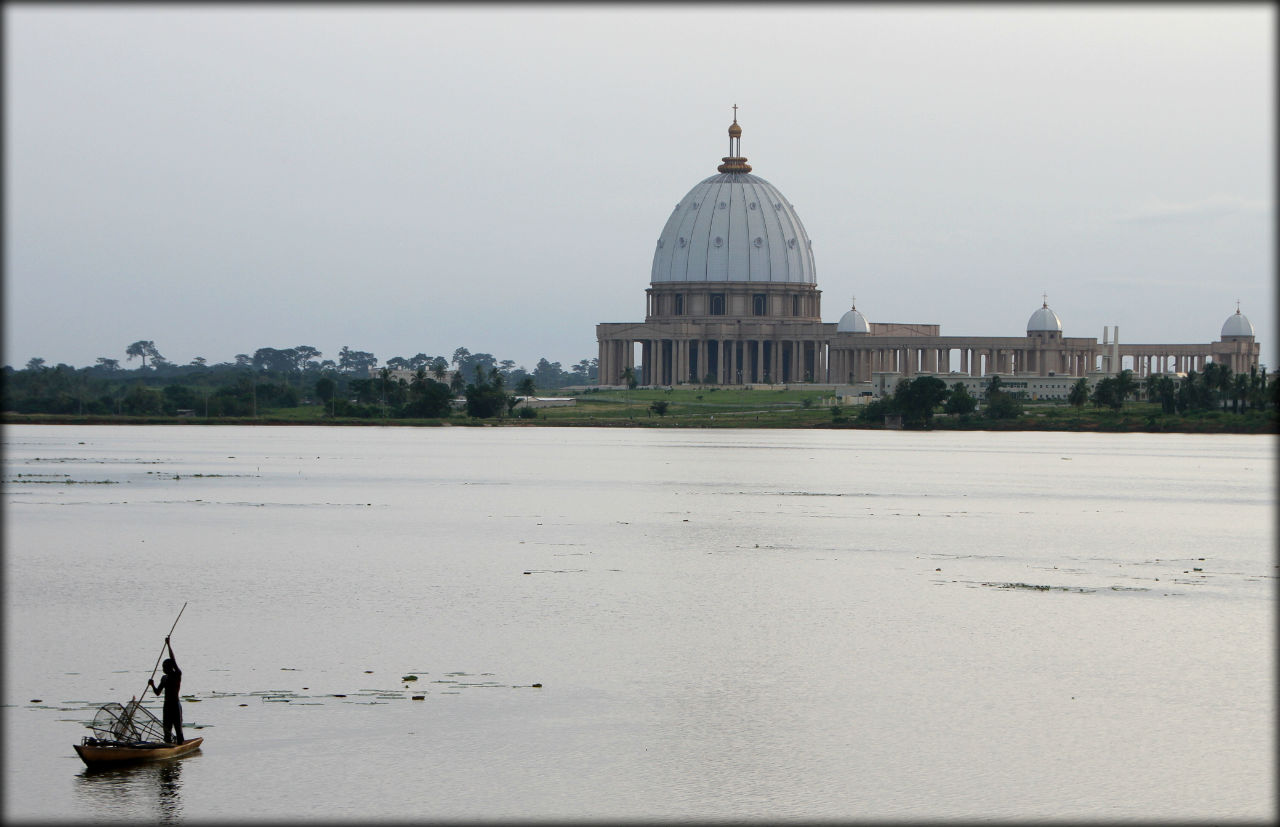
[3,424,1274,821]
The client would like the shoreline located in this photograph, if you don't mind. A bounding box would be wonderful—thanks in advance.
[4,413,1274,435]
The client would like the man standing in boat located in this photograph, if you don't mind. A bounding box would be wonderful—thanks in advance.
[147,637,184,744]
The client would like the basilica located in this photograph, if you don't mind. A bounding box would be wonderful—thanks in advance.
[595,115,1259,398]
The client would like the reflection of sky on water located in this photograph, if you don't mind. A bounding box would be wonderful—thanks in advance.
[75,755,192,823]
[5,425,1273,821]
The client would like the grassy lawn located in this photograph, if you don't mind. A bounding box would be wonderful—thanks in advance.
[5,386,1274,433]
[528,386,834,427]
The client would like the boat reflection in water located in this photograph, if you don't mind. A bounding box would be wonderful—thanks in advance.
[75,750,196,823]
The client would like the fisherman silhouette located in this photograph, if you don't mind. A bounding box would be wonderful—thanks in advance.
[147,637,184,744]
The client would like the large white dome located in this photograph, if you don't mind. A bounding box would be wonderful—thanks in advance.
[1027,302,1062,333]
[650,119,815,285]
[1221,308,1255,337]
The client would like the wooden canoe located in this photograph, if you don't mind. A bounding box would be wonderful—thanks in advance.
[75,736,203,768]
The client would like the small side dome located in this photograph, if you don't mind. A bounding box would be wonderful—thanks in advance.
[837,302,869,333]
[1221,308,1255,338]
[1027,301,1062,333]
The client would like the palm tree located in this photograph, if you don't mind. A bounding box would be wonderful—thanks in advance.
[1248,366,1268,411]
[1154,375,1177,414]
[1143,374,1163,403]
[1231,372,1249,413]
[621,366,637,417]
[1202,362,1227,410]
[1114,369,1137,408]
[1068,378,1089,408]
[1216,363,1234,410]
[378,367,391,414]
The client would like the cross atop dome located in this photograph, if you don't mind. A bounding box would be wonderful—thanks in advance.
[718,104,751,173]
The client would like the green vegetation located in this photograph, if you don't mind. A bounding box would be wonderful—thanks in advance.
[4,346,1275,433]
[2,342,597,423]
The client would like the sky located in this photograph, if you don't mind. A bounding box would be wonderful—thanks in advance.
[5,4,1274,372]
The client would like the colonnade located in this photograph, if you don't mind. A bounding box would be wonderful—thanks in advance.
[601,334,1254,386]
[1120,349,1261,377]
[827,341,1098,384]
[598,337,829,385]
[1124,352,1209,377]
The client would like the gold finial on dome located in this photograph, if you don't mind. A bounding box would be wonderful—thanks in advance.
[718,103,752,173]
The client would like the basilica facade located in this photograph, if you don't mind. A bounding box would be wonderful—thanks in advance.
[596,116,1259,392]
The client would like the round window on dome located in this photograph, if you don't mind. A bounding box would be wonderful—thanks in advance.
[718,202,727,209]
[753,237,763,247]
[656,239,664,248]
[749,202,757,210]
[788,239,797,249]
[678,237,686,248]
[713,237,723,247]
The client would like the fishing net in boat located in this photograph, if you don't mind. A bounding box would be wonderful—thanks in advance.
[88,700,164,744]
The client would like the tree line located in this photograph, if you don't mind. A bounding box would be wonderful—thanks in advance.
[4,341,598,420]
[843,366,1276,429]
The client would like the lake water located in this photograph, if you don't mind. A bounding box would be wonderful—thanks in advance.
[2,424,1274,822]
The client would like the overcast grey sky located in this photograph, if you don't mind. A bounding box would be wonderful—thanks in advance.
[5,4,1274,372]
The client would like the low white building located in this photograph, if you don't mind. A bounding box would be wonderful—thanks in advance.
[514,396,576,409]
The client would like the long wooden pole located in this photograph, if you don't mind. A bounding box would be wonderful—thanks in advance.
[139,602,187,701]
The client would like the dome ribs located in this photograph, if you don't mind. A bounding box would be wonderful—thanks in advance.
[743,179,770,282]
[649,173,815,286]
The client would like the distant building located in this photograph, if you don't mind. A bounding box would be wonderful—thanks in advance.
[595,114,1260,391]
[514,396,576,409]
